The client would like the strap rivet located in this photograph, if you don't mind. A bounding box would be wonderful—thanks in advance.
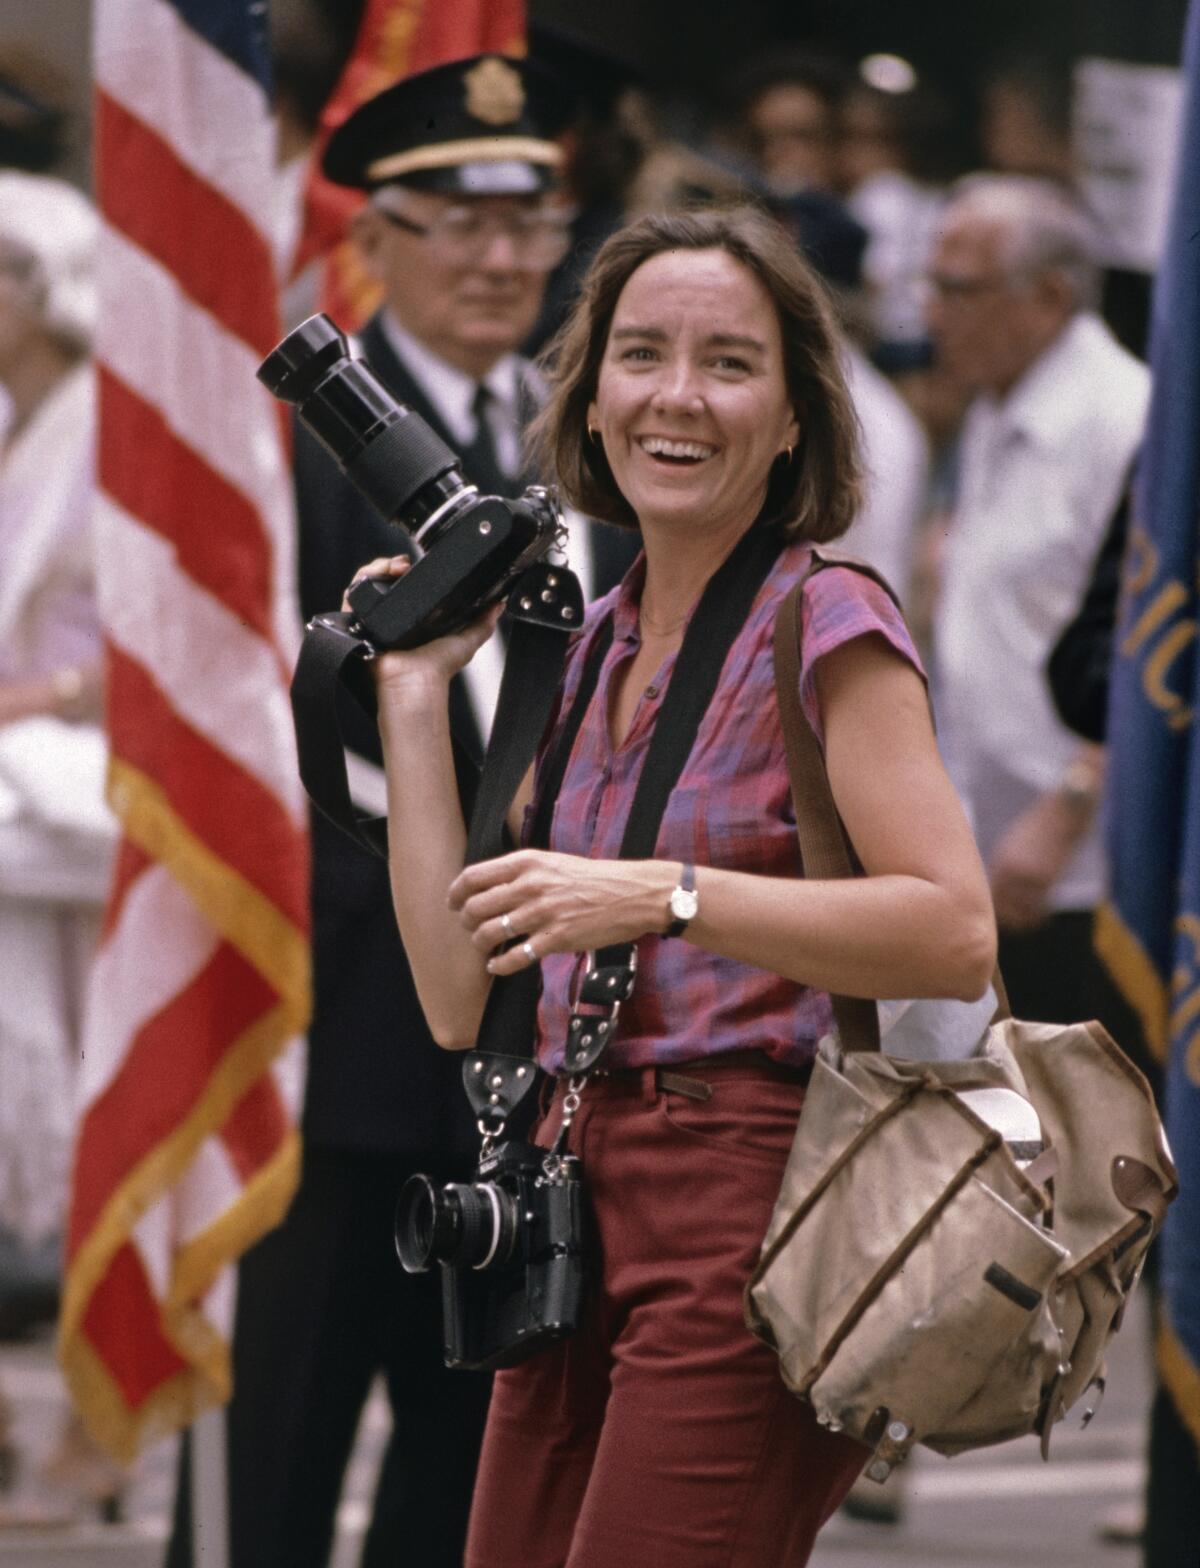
[473,1060,484,1072]
[491,1075,503,1088]
[516,1066,527,1078]
[562,607,575,620]
[520,597,533,610]
[541,589,554,602]
[489,1093,500,1105]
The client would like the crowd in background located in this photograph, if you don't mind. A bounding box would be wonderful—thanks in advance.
[0,14,1188,1564]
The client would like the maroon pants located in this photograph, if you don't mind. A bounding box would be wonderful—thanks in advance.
[464,1056,866,1568]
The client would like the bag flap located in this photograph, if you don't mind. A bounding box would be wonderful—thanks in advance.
[997,1016,1178,1269]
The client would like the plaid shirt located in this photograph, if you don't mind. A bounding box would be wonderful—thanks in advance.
[527,537,923,1073]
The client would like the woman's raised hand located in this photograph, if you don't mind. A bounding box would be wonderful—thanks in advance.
[449,850,677,976]
[343,554,503,697]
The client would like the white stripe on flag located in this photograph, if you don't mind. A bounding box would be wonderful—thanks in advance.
[78,864,220,1107]
[94,0,277,245]
[96,494,306,820]
[97,227,301,663]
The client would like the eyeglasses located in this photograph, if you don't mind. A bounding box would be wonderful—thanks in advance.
[925,271,1013,302]
[378,204,573,271]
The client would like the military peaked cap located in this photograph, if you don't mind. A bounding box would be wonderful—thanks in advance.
[322,54,573,196]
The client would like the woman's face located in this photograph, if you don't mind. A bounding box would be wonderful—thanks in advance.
[588,247,800,542]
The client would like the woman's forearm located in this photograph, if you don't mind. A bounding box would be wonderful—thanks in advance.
[378,676,492,1048]
[454,850,996,1003]
[681,863,996,1002]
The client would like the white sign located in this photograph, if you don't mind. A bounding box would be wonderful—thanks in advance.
[1074,57,1186,272]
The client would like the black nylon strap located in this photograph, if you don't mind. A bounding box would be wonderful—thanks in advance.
[290,614,391,857]
[560,522,784,1072]
[462,614,611,1127]
[291,615,483,857]
[465,600,587,866]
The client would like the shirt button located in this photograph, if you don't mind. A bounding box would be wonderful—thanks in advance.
[645,683,659,698]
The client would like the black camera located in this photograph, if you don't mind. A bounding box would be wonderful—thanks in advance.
[257,313,571,650]
[395,1140,587,1371]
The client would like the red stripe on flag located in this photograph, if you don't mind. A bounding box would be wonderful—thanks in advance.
[106,646,309,934]
[98,367,274,643]
[100,837,155,945]
[220,1074,291,1184]
[82,1242,188,1409]
[67,941,277,1254]
[95,89,277,358]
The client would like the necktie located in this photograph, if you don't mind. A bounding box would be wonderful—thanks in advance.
[460,383,511,500]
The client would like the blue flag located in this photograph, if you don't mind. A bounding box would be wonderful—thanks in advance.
[1098,0,1200,1453]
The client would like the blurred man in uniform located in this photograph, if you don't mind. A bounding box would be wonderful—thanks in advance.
[927,175,1149,1024]
[168,53,631,1568]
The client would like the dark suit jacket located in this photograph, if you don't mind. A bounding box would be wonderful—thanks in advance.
[1046,484,1130,746]
[294,316,636,1162]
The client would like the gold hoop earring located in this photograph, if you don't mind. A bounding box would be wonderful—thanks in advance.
[587,426,601,444]
[778,443,794,466]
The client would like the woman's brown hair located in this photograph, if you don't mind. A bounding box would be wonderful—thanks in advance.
[529,206,862,540]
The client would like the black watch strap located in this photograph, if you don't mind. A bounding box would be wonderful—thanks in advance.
[665,860,697,937]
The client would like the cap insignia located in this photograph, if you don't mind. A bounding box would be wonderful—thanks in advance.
[463,57,525,127]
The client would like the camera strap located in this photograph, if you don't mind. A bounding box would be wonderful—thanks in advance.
[463,521,786,1135]
[290,559,583,858]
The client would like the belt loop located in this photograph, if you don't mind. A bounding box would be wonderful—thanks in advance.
[641,1064,658,1105]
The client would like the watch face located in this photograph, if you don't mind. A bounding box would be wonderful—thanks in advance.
[670,887,699,922]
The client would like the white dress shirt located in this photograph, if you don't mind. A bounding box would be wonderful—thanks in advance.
[379,312,525,478]
[934,312,1150,911]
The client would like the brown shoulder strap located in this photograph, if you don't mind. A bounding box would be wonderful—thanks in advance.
[773,555,880,1053]
[773,550,1010,1048]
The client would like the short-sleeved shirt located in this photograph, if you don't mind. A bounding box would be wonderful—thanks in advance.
[526,536,924,1074]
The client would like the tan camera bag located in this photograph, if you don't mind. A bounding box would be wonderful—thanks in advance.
[744,562,1177,1480]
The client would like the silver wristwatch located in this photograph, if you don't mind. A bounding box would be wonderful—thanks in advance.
[665,861,698,937]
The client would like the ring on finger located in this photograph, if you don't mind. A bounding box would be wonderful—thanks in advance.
[522,940,537,963]
[500,912,513,938]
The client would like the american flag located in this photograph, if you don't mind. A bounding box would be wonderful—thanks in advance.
[58,0,310,1462]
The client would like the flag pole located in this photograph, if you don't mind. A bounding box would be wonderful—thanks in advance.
[190,1406,230,1568]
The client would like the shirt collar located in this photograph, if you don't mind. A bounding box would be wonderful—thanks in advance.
[990,313,1113,452]
[377,310,523,440]
[611,551,647,644]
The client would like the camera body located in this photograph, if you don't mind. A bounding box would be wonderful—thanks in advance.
[395,1140,587,1371]
[257,313,569,650]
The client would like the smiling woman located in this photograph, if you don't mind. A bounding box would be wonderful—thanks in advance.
[364,206,996,1568]
[532,206,862,543]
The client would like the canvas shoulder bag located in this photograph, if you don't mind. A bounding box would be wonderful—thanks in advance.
[744,554,1178,1483]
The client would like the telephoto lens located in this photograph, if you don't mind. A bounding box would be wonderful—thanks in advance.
[257,312,473,544]
[395,1174,519,1274]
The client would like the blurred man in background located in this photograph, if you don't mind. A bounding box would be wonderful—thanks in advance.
[927,175,1149,1025]
[731,48,848,195]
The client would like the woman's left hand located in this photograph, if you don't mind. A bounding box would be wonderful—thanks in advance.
[449,850,675,975]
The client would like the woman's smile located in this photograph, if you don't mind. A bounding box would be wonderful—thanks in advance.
[634,434,719,464]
